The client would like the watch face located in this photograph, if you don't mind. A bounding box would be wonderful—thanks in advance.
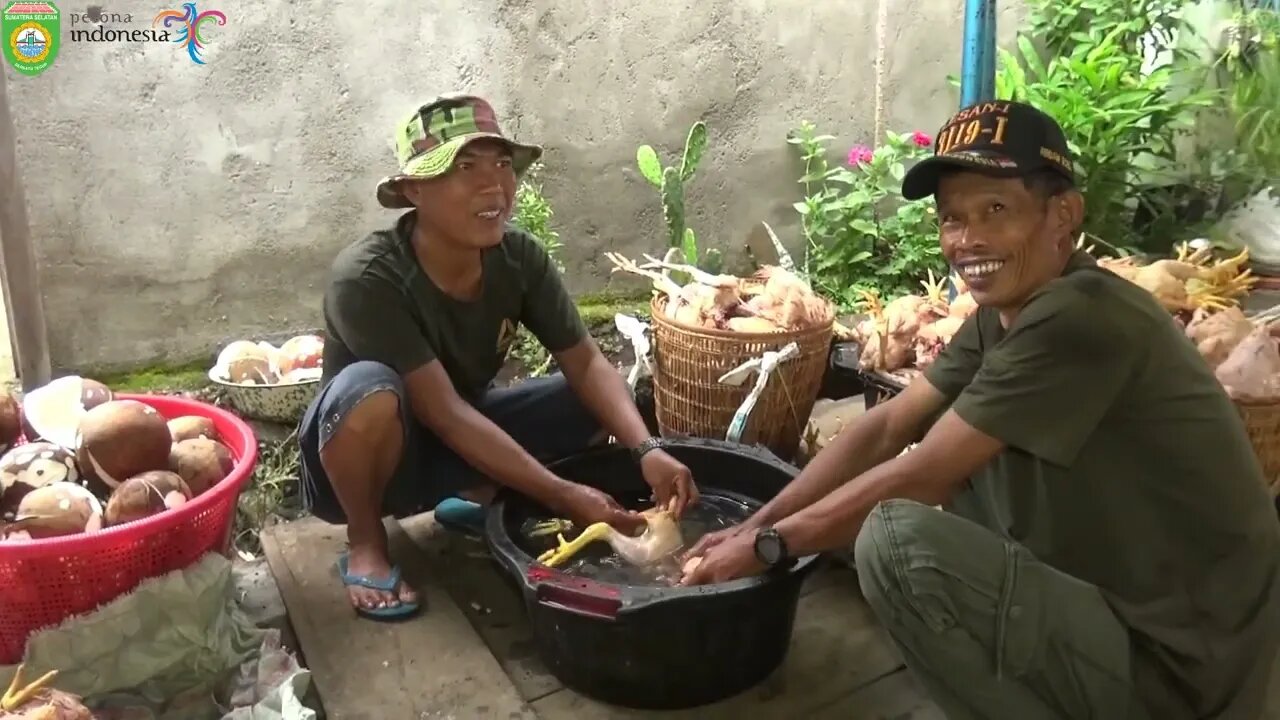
[756,532,783,565]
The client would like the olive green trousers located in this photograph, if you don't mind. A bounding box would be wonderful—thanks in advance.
[852,499,1152,720]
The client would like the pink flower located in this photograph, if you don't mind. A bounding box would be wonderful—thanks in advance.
[847,145,873,166]
[910,131,932,147]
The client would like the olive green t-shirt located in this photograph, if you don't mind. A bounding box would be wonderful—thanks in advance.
[924,251,1280,718]
[319,211,587,400]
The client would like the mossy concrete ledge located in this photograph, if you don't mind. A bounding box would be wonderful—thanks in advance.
[70,293,651,395]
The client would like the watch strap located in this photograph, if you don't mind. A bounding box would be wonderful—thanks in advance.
[631,436,664,462]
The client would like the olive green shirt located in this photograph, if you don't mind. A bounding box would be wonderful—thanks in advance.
[319,211,587,400]
[924,251,1280,718]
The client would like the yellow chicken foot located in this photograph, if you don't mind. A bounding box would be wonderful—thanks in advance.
[527,518,575,538]
[1,664,59,711]
[537,523,614,568]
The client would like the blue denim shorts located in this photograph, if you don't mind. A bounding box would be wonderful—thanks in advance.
[297,360,601,523]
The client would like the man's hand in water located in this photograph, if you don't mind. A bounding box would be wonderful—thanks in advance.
[680,513,762,562]
[640,449,698,517]
[557,482,647,534]
[679,528,764,585]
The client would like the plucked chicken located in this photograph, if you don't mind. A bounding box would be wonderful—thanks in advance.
[851,270,977,375]
[604,252,834,333]
[1184,306,1255,369]
[536,499,684,568]
[1215,324,1280,402]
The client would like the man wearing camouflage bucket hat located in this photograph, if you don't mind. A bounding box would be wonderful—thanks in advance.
[681,100,1279,718]
[297,94,697,620]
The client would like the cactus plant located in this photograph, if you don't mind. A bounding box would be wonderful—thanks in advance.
[635,122,710,268]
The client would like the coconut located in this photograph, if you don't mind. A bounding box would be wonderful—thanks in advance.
[0,442,82,517]
[167,415,219,443]
[215,340,271,368]
[76,399,171,495]
[168,437,233,496]
[0,388,20,454]
[19,375,115,449]
[212,340,277,383]
[228,357,276,384]
[8,481,104,539]
[104,470,192,526]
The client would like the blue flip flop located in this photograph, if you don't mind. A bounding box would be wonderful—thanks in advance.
[336,552,421,620]
[433,497,487,538]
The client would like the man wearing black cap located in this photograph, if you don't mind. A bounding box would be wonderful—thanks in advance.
[681,101,1280,719]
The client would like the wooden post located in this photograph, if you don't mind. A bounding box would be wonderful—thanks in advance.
[0,70,51,391]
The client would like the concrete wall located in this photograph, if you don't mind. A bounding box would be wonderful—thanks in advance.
[5,0,1026,372]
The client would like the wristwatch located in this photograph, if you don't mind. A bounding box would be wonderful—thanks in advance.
[631,436,664,463]
[753,527,791,568]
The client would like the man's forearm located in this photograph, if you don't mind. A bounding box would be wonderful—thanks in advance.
[773,452,956,555]
[563,352,653,448]
[751,406,909,528]
[430,403,571,511]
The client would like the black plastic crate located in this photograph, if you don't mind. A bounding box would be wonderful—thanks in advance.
[861,369,908,410]
[817,341,866,401]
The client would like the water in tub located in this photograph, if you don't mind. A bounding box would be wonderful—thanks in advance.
[521,492,758,586]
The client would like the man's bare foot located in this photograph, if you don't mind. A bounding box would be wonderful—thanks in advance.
[342,542,418,611]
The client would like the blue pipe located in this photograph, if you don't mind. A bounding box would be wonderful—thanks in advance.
[960,0,998,107]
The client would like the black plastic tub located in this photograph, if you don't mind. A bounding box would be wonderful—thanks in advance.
[484,437,820,710]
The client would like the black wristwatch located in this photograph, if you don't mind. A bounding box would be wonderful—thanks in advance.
[631,436,664,463]
[753,527,791,568]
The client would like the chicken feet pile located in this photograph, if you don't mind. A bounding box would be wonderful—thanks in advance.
[1086,240,1257,314]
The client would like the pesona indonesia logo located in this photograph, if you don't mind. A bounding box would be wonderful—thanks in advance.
[153,2,226,65]
[2,1,60,77]
[68,2,226,65]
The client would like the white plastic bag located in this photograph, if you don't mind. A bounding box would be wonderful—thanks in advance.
[718,342,799,443]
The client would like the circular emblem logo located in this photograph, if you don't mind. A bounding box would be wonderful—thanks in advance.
[8,21,50,65]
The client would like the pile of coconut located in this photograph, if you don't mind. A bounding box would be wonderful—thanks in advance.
[211,334,324,386]
[0,376,237,542]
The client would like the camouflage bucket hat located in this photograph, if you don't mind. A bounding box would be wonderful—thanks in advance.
[375,94,543,209]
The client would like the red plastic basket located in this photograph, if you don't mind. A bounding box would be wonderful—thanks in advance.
[0,393,260,664]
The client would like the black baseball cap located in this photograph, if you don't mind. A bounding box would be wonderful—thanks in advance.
[901,100,1076,200]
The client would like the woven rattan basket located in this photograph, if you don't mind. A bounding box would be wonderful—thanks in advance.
[1234,397,1280,497]
[649,295,834,460]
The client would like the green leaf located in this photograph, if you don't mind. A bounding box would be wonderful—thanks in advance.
[890,162,905,181]
[1017,35,1046,80]
[636,145,663,187]
[849,218,878,235]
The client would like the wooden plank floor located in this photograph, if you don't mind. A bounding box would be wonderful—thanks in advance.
[260,517,536,719]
